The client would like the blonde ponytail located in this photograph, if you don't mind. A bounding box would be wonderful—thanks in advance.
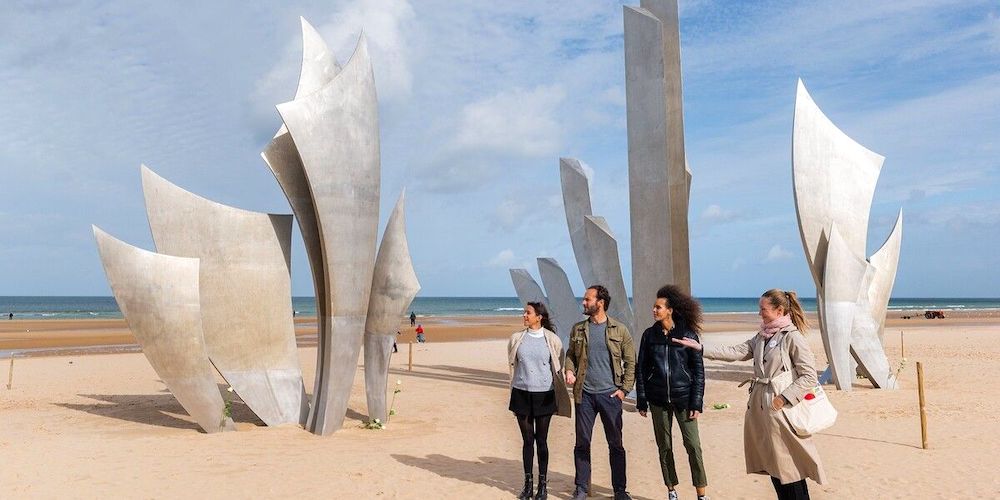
[762,288,810,333]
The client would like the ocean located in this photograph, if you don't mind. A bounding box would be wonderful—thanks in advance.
[1,296,998,320]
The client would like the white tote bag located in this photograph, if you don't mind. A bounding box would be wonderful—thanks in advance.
[770,336,838,437]
[781,384,837,436]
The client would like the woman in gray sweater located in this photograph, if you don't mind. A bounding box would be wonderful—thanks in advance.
[507,301,572,500]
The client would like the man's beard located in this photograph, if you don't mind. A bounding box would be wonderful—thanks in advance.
[583,304,599,316]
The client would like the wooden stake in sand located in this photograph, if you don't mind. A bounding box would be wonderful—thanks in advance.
[6,355,14,390]
[917,361,928,449]
[408,342,413,372]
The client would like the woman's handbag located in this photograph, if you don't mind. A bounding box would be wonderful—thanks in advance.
[781,384,837,436]
[770,334,838,437]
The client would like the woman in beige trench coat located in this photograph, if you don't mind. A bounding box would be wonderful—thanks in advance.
[673,289,825,500]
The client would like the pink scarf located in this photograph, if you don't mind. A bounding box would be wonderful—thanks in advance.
[759,314,793,339]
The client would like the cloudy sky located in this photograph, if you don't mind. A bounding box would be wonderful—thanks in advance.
[1,0,998,298]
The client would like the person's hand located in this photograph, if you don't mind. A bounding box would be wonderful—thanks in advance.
[565,370,576,385]
[688,410,700,420]
[771,396,785,411]
[611,389,625,401]
[671,337,703,351]
[639,410,648,418]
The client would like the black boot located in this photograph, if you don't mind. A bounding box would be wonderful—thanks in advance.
[517,473,533,500]
[534,474,547,500]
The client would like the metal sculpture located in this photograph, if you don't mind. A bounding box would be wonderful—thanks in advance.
[93,226,234,433]
[510,268,548,306]
[537,257,581,348]
[624,0,692,337]
[513,1,692,347]
[363,192,420,423]
[141,166,306,426]
[792,80,902,390]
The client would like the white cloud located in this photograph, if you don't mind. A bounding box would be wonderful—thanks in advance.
[488,249,516,267]
[454,84,566,157]
[763,244,794,263]
[701,204,738,223]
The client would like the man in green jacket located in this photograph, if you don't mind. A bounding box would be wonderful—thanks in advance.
[564,285,636,500]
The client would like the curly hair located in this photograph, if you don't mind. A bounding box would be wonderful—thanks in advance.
[656,284,703,334]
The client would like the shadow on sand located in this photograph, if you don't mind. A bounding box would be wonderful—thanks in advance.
[392,453,654,499]
[56,384,265,432]
[389,364,511,390]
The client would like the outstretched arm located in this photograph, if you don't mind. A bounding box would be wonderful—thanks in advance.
[672,335,754,362]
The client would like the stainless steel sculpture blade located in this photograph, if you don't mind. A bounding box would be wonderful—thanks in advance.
[867,210,903,344]
[559,157,598,288]
[537,257,581,348]
[820,224,866,391]
[583,216,636,341]
[261,19,342,429]
[624,1,692,344]
[792,80,884,287]
[363,191,420,423]
[277,34,381,435]
[793,79,902,391]
[510,268,548,306]
[141,166,306,426]
[93,226,233,433]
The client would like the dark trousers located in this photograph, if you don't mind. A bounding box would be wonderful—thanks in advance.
[574,390,627,492]
[771,477,809,500]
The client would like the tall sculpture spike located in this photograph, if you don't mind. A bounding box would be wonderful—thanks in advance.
[262,18,342,430]
[276,34,381,435]
[583,216,636,341]
[140,166,306,426]
[559,158,598,288]
[625,0,692,344]
[537,257,582,348]
[93,226,234,433]
[363,191,420,423]
[509,268,548,306]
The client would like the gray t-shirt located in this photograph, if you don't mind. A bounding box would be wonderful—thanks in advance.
[583,320,617,394]
[513,332,554,392]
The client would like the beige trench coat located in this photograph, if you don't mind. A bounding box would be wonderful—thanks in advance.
[507,328,573,418]
[704,327,827,485]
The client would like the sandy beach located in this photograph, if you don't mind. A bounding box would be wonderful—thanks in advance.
[1,313,998,498]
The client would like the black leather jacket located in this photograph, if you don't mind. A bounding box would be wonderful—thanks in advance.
[635,322,705,412]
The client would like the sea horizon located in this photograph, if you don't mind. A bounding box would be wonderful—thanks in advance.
[2,295,999,320]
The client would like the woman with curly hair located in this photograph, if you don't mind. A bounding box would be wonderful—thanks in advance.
[673,289,825,500]
[635,285,708,500]
[507,301,572,500]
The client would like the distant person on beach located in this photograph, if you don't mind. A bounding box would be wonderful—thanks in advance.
[673,289,826,500]
[8,312,12,320]
[507,301,571,500]
[635,285,708,500]
[393,331,400,353]
[416,324,425,343]
[410,311,416,326]
[564,285,636,500]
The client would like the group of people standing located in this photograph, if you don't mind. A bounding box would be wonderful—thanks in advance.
[507,284,825,500]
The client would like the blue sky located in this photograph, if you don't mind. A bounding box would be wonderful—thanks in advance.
[1,0,998,298]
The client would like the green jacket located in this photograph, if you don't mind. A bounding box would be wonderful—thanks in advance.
[564,316,636,403]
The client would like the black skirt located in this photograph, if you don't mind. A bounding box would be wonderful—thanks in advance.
[509,387,557,417]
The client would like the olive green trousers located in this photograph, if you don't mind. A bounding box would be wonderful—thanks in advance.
[650,403,708,488]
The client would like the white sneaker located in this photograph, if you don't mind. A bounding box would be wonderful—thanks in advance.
[668,491,679,500]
